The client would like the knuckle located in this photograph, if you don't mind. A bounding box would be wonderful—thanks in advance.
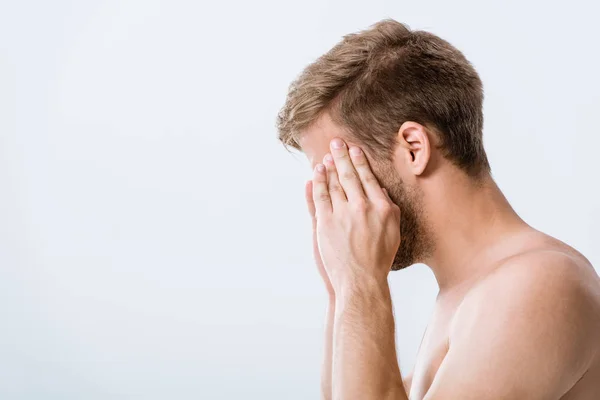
[316,191,330,202]
[341,170,358,181]
[329,183,344,193]
[377,201,393,215]
[362,173,378,184]
[334,151,349,159]
[351,198,368,212]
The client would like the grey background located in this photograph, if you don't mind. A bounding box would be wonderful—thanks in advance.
[1,0,599,399]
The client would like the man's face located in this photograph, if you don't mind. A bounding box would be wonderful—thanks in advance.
[298,113,432,270]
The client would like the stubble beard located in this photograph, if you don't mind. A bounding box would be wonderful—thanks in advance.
[374,164,434,271]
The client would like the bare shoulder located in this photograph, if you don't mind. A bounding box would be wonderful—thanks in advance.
[460,232,600,312]
[471,242,600,304]
[452,236,600,369]
[423,235,600,398]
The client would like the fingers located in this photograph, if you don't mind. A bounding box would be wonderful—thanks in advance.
[323,153,347,207]
[330,138,366,202]
[382,187,401,219]
[312,163,332,216]
[312,138,387,212]
[305,180,316,219]
[348,145,386,202]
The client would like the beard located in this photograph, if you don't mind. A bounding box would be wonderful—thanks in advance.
[373,163,433,271]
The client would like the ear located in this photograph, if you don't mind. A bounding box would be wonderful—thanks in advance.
[397,121,431,176]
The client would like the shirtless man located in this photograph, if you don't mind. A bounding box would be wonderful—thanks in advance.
[276,19,600,399]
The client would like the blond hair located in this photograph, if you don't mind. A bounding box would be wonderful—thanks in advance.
[276,19,490,176]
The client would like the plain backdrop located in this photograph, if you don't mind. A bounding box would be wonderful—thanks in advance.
[1,0,599,399]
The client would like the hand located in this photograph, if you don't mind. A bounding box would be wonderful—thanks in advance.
[311,138,401,292]
[306,180,335,298]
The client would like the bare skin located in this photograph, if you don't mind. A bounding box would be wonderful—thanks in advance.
[298,112,600,400]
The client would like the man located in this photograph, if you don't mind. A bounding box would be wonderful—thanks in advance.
[276,19,600,399]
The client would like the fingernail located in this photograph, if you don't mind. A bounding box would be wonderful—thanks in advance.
[331,138,344,149]
[316,164,325,173]
[323,154,333,164]
[349,147,362,156]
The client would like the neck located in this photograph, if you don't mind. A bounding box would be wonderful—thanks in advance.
[420,168,531,292]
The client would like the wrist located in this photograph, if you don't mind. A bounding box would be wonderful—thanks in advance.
[334,273,390,308]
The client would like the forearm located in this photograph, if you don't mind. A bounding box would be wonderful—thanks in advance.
[321,294,335,400]
[332,277,408,400]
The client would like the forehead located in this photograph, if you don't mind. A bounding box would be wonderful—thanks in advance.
[298,112,359,169]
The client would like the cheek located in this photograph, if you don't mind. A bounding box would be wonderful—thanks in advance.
[370,161,397,186]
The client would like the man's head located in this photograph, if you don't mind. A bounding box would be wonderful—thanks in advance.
[276,19,490,269]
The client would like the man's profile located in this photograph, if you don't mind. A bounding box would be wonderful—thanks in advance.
[276,19,600,399]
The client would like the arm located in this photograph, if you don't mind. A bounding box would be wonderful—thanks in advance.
[322,297,335,399]
[311,138,409,399]
[305,180,335,400]
[333,277,407,400]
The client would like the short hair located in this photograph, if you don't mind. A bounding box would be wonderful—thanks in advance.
[276,18,490,177]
